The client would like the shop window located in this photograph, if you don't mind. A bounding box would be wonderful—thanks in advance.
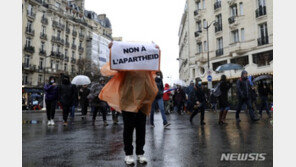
[213,60,227,71]
[231,56,249,67]
[252,50,273,67]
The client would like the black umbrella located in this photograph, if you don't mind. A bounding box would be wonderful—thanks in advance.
[215,63,243,72]
[253,75,273,82]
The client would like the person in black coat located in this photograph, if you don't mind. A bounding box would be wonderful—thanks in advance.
[236,70,259,122]
[70,85,78,118]
[189,77,206,125]
[258,81,272,118]
[173,85,186,115]
[218,75,232,124]
[58,76,75,125]
[79,84,90,119]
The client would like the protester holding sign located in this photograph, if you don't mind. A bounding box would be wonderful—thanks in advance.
[99,41,159,165]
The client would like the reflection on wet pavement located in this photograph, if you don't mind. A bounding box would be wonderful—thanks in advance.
[23,112,272,167]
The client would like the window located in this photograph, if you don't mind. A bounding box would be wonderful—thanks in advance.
[202,0,205,9]
[50,60,53,68]
[239,2,244,15]
[230,4,238,17]
[203,19,207,28]
[79,54,82,59]
[42,25,46,34]
[64,63,67,71]
[258,0,266,7]
[197,43,202,53]
[231,30,239,43]
[231,56,249,66]
[192,69,196,78]
[25,37,31,47]
[39,58,44,69]
[197,21,202,32]
[71,65,74,73]
[241,28,245,41]
[57,45,60,53]
[196,1,201,10]
[79,41,82,47]
[56,61,59,70]
[66,35,68,42]
[27,4,32,14]
[24,55,30,67]
[65,49,68,56]
[215,14,222,32]
[27,21,32,30]
[23,74,28,84]
[73,38,76,45]
[252,50,273,67]
[259,23,268,38]
[72,51,75,58]
[57,31,61,38]
[204,41,207,52]
[216,37,223,49]
[213,60,227,71]
[41,42,45,51]
[38,75,42,83]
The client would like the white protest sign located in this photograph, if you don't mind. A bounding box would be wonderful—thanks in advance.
[110,41,160,71]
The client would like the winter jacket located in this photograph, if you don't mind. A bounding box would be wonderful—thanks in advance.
[188,85,206,105]
[258,83,270,97]
[44,84,58,101]
[236,71,252,99]
[87,83,106,107]
[72,85,79,106]
[163,84,171,101]
[155,77,164,99]
[218,81,231,108]
[79,87,90,105]
[58,84,75,106]
[173,88,186,105]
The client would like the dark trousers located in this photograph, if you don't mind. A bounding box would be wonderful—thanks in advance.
[259,96,270,115]
[112,110,119,121]
[62,104,71,122]
[190,103,205,123]
[45,100,56,120]
[81,102,88,116]
[122,111,146,156]
[93,106,106,121]
[236,98,256,120]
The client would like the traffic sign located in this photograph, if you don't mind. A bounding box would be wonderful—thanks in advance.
[207,75,212,81]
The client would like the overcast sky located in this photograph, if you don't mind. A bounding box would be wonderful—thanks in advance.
[85,0,185,85]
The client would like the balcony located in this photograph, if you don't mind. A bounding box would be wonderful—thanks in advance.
[71,58,76,63]
[66,27,70,34]
[65,41,70,47]
[22,63,36,72]
[215,25,222,33]
[52,21,65,31]
[72,30,77,37]
[40,33,47,40]
[51,36,64,45]
[25,27,35,36]
[39,49,46,56]
[78,46,84,53]
[65,56,69,62]
[27,11,36,20]
[194,31,200,37]
[214,1,221,10]
[24,45,35,53]
[37,66,44,72]
[227,0,237,6]
[257,36,269,46]
[72,44,77,50]
[194,10,199,16]
[256,6,267,18]
[216,48,224,56]
[228,16,236,24]
[79,33,85,39]
[41,17,48,25]
[57,53,64,60]
[194,9,204,20]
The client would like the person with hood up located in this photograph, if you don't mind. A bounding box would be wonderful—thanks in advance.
[163,83,171,114]
[150,71,171,128]
[189,77,206,125]
[58,76,75,126]
[218,75,232,124]
[173,85,186,115]
[88,78,108,126]
[258,81,272,118]
[79,84,90,119]
[236,70,259,122]
[44,76,58,126]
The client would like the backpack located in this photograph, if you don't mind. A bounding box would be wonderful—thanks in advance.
[213,82,221,97]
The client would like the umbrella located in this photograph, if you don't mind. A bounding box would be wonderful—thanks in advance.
[163,88,176,94]
[215,63,243,72]
[71,75,91,85]
[173,79,186,87]
[253,75,272,82]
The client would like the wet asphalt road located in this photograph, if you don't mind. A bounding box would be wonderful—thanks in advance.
[23,111,273,167]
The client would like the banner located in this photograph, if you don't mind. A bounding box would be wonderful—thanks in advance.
[110,41,160,71]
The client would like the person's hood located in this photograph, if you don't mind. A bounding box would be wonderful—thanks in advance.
[241,70,248,79]
[165,83,169,88]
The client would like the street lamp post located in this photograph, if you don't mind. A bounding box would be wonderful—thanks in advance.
[204,20,217,90]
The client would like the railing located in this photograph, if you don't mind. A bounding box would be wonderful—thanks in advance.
[51,36,64,45]
[215,25,222,32]
[194,10,199,16]
[72,44,77,50]
[52,21,65,30]
[194,31,200,37]
[72,31,77,37]
[38,66,44,72]
[40,33,47,40]
[41,17,48,25]
[65,41,70,47]
[78,46,84,53]
[214,1,221,10]
[216,48,224,56]
[257,36,269,46]
[39,49,46,55]
[25,27,35,36]
[79,33,85,39]
[24,45,35,53]
[228,16,236,24]
[22,63,36,71]
[256,6,267,18]
[66,27,70,34]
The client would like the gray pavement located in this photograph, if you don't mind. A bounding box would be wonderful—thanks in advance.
[22,111,273,167]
